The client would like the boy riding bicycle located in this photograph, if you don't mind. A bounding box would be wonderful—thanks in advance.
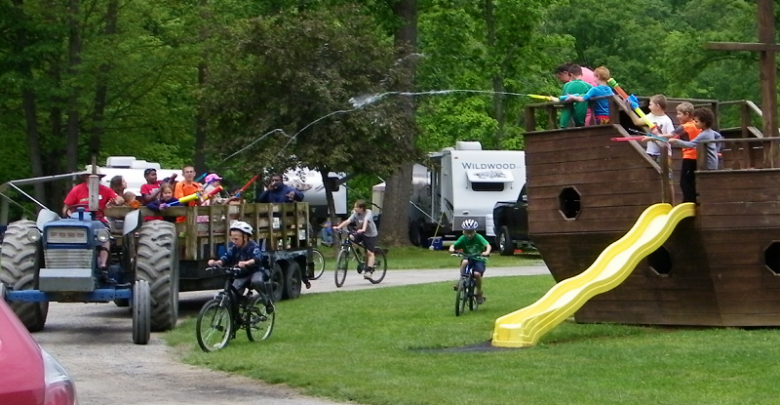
[334,200,379,280]
[449,219,491,304]
[207,221,281,311]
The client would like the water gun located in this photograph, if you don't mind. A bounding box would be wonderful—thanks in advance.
[606,78,657,131]
[527,94,555,101]
[233,175,259,198]
[161,186,223,208]
[627,128,668,142]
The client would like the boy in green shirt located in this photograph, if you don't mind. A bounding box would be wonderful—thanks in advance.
[449,219,491,304]
[558,64,593,127]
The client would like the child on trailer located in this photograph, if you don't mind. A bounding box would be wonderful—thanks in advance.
[448,219,491,304]
[146,183,179,223]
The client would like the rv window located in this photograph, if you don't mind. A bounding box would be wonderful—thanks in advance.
[472,182,504,192]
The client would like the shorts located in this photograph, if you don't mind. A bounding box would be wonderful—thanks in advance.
[468,258,486,274]
[595,115,610,125]
[232,268,270,292]
[353,233,377,253]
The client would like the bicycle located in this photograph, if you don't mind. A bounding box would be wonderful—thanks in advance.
[309,248,326,280]
[453,253,488,316]
[334,229,387,288]
[195,266,275,352]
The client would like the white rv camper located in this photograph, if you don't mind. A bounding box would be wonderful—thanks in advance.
[373,141,526,246]
[91,156,183,196]
[281,168,348,225]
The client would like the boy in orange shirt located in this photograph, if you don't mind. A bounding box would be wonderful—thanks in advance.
[173,165,202,223]
[644,102,701,203]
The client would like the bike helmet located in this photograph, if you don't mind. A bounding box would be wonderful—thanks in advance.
[461,219,479,231]
[229,221,253,236]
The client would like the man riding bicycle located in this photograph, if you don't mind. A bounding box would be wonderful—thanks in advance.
[449,219,491,304]
[207,221,275,310]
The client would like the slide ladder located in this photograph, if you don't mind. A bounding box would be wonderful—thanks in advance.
[492,202,697,348]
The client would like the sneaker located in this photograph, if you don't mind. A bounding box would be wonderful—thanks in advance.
[363,271,373,280]
[304,281,311,289]
[452,283,459,291]
[476,292,486,305]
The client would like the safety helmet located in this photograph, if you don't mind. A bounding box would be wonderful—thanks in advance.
[461,219,479,231]
[229,221,253,236]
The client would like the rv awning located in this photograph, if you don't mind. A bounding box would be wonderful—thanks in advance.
[466,169,514,183]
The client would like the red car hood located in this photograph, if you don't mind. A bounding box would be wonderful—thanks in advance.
[0,300,45,405]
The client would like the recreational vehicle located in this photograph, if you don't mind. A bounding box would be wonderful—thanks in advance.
[373,141,526,246]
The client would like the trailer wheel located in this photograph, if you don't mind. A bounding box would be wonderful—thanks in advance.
[0,220,48,332]
[498,226,515,256]
[269,262,284,302]
[283,260,302,300]
[135,221,179,331]
[409,222,425,247]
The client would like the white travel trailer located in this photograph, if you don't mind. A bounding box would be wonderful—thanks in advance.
[90,156,183,196]
[373,141,526,246]
[280,168,348,225]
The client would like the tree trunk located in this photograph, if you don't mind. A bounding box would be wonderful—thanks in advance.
[11,0,45,203]
[381,0,417,247]
[67,0,84,159]
[89,0,118,167]
[193,0,209,174]
[194,62,208,174]
[320,167,339,257]
[485,0,505,146]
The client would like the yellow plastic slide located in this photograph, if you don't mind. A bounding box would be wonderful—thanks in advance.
[492,202,696,348]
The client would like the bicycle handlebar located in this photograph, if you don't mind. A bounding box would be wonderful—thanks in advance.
[206,266,243,277]
[450,252,490,259]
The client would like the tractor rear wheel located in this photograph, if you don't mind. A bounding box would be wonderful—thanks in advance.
[135,221,179,331]
[0,220,48,332]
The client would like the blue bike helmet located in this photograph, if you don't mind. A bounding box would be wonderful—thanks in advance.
[461,219,479,231]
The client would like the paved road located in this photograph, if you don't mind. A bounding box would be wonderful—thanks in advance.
[33,266,550,405]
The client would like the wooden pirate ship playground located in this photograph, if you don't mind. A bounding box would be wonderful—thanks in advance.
[490,0,780,347]
[491,95,780,348]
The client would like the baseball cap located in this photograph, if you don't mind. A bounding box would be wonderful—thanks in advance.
[204,173,223,183]
[82,165,107,177]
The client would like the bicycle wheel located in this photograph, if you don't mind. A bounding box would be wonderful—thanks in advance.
[246,295,275,341]
[467,279,479,311]
[196,298,233,352]
[310,248,326,280]
[367,247,387,284]
[334,249,350,288]
[455,278,467,316]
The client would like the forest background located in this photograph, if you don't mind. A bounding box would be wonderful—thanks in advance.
[0,0,767,245]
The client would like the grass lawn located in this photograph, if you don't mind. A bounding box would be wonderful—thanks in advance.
[166,275,780,405]
[317,245,545,269]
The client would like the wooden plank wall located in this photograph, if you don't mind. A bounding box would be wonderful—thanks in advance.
[525,125,666,236]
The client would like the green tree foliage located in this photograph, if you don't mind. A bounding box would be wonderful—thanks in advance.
[203,4,418,179]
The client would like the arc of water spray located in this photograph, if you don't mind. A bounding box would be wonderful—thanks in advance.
[218,89,553,165]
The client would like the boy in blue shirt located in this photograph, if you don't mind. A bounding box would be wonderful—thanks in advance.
[554,66,614,125]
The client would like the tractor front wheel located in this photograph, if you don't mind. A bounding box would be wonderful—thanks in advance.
[0,220,48,332]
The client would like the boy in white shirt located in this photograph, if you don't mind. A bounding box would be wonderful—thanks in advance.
[644,94,675,162]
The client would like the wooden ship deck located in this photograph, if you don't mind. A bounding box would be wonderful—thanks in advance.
[524,96,780,326]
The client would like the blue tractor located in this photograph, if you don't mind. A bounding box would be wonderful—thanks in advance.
[0,171,179,344]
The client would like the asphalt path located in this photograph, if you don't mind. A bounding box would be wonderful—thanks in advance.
[33,266,550,405]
